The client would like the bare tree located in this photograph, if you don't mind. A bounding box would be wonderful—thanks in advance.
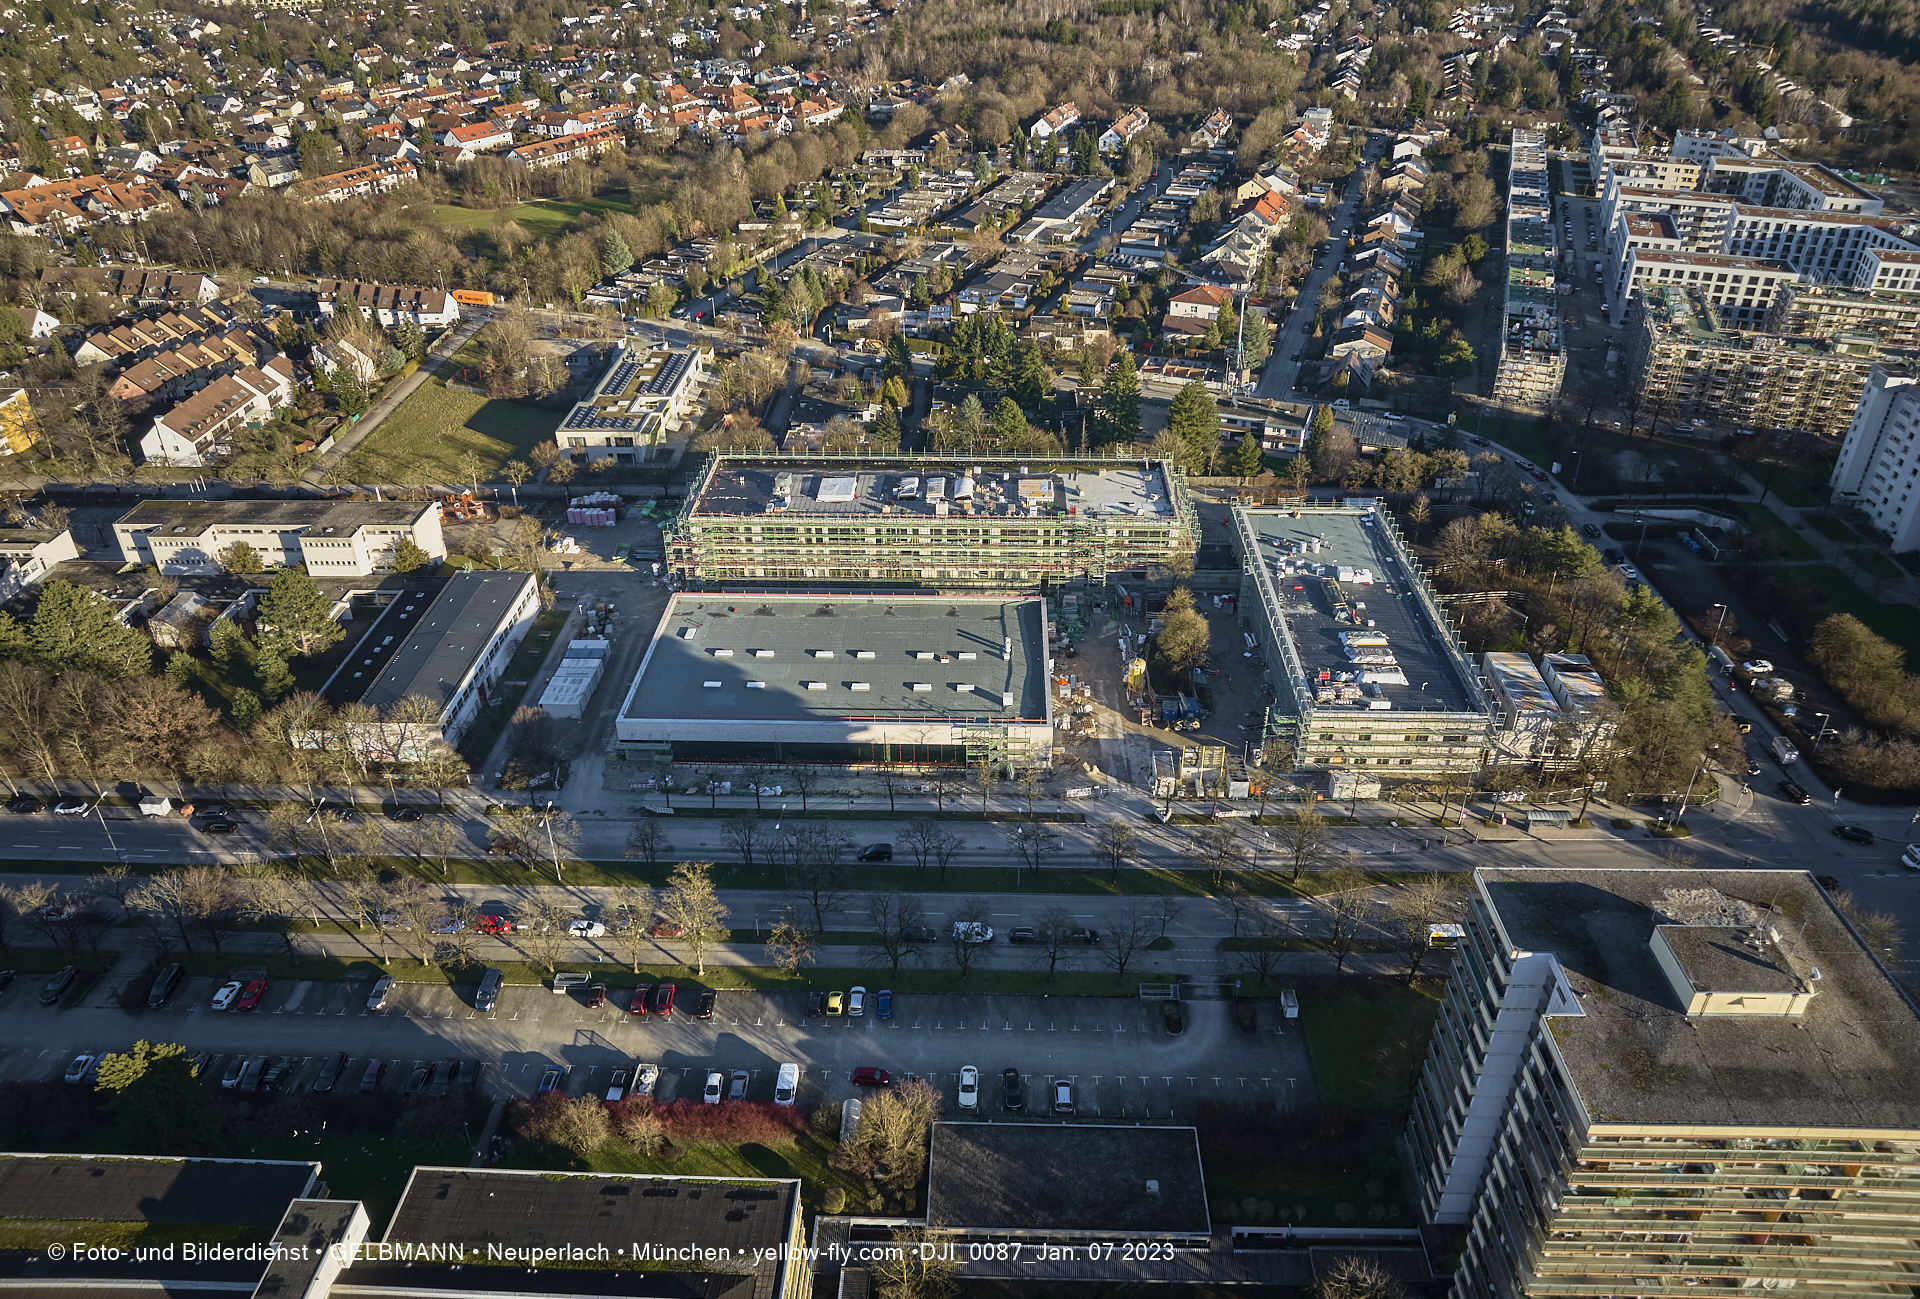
[407,819,460,876]
[900,817,946,873]
[1029,903,1081,978]
[863,888,928,975]
[1387,873,1466,982]
[1092,818,1136,882]
[869,1222,961,1299]
[787,827,855,933]
[1100,897,1160,982]
[1221,880,1254,938]
[660,860,729,977]
[624,819,671,871]
[1318,865,1374,975]
[388,877,442,967]
[1274,808,1330,881]
[929,825,965,884]
[946,895,994,981]
[439,897,483,968]
[177,865,244,958]
[518,894,571,974]
[720,812,768,873]
[1152,893,1185,939]
[1234,902,1296,985]
[844,1077,943,1196]
[88,863,138,915]
[784,762,821,812]
[0,883,44,955]
[1193,822,1248,888]
[609,883,658,973]
[766,919,818,977]
[1001,821,1060,879]
[1834,890,1904,957]
[241,868,316,964]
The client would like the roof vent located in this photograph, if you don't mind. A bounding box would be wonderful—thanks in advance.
[678,626,698,639]
[849,682,870,691]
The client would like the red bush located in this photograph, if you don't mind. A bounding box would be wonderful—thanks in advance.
[646,1099,807,1144]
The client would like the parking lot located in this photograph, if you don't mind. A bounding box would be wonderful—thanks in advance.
[4,972,1318,1122]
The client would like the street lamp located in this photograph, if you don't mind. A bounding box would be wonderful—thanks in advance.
[1675,763,1705,825]
[1812,712,1831,749]
[1709,603,1729,648]
[542,800,563,883]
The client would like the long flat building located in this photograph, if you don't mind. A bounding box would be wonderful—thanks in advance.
[1411,867,1920,1299]
[666,454,1198,589]
[113,498,445,576]
[614,592,1050,767]
[1234,503,1492,774]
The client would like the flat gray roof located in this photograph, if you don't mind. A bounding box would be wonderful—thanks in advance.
[687,458,1178,522]
[338,570,536,713]
[1480,868,1920,1132]
[115,497,434,533]
[623,594,1048,723]
[927,1123,1210,1234]
[0,1154,317,1228]
[1245,508,1480,714]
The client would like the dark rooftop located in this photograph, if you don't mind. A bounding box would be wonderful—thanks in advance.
[330,570,537,714]
[926,1124,1210,1234]
[1479,868,1920,1131]
[114,497,436,535]
[0,1154,317,1229]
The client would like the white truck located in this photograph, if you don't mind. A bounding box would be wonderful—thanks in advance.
[1771,736,1799,765]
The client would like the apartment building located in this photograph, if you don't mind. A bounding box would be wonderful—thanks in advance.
[1628,285,1888,436]
[136,358,296,466]
[313,279,461,328]
[1612,250,1796,328]
[113,498,445,575]
[1720,206,1920,283]
[556,342,710,464]
[505,125,621,169]
[1829,364,1920,550]
[1699,155,1884,214]
[667,456,1198,588]
[0,388,42,456]
[293,160,418,202]
[1491,130,1564,407]
[1767,283,1920,350]
[1408,866,1920,1299]
[1852,246,1920,296]
[1602,186,1734,258]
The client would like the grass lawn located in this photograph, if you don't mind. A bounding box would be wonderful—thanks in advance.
[1200,974,1442,1228]
[325,379,562,485]
[1787,564,1920,660]
[1807,514,1856,543]
[567,1130,863,1218]
[1465,412,1553,466]
[1846,547,1903,581]
[432,197,638,255]
[1731,502,1822,561]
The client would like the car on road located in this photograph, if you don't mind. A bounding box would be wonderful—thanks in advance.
[1581,523,1602,538]
[1778,780,1813,806]
[52,799,88,816]
[876,989,892,1020]
[1053,1080,1074,1114]
[5,795,43,814]
[952,922,993,944]
[826,990,845,1015]
[1833,825,1876,845]
[1616,563,1639,580]
[703,1071,724,1103]
[1002,1067,1023,1112]
[857,843,892,862]
[1817,874,1842,891]
[1007,927,1038,945]
[851,1066,891,1087]
[586,984,606,1008]
[901,925,938,943]
[605,1068,632,1102]
[428,1060,454,1098]
[200,819,238,835]
[569,920,606,938]
[1067,928,1100,945]
[1728,715,1754,733]
[314,1052,345,1092]
[1603,548,1623,564]
[388,806,424,822]
[805,990,824,1017]
[696,989,717,1019]
[537,1066,563,1095]
[366,975,395,1010]
[1742,659,1775,674]
[359,1059,385,1092]
[848,986,866,1017]
[728,1069,749,1101]
[958,1066,979,1111]
[1746,759,1763,777]
[629,982,653,1015]
[651,920,684,938]
[474,913,513,935]
[235,979,267,1011]
[211,980,243,1010]
[651,983,676,1016]
[774,1062,798,1106]
[64,1053,95,1084]
[403,1064,430,1096]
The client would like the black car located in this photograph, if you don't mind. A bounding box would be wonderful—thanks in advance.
[1580,523,1601,538]
[314,1051,346,1092]
[147,963,183,1008]
[805,990,824,1017]
[388,806,425,823]
[40,965,75,1004]
[856,843,892,862]
[696,988,718,1019]
[1833,825,1876,845]
[1603,548,1624,565]
[1002,1067,1023,1112]
[200,819,238,835]
[1778,780,1813,806]
[900,925,938,943]
[1006,927,1038,945]
[5,795,43,814]
[1066,928,1100,945]
[1817,875,1841,892]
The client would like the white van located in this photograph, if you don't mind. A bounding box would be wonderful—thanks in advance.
[774,1062,799,1107]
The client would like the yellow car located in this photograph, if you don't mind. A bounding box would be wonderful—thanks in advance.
[826,990,845,1015]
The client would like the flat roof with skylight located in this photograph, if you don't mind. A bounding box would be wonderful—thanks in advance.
[686,458,1180,521]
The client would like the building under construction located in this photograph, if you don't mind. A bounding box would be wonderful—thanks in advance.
[665,454,1198,590]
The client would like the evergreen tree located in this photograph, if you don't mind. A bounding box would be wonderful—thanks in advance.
[391,538,433,573]
[1012,343,1050,412]
[600,227,634,277]
[257,568,346,659]
[1097,349,1142,445]
[1232,433,1264,477]
[872,403,902,445]
[958,392,987,440]
[29,580,152,676]
[1078,349,1099,389]
[992,396,1029,445]
[886,333,912,378]
[1167,382,1223,473]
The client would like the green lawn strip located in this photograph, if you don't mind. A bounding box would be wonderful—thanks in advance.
[0,1220,271,1251]
[1295,975,1442,1109]
[555,1131,861,1221]
[1806,514,1855,542]
[1845,547,1902,580]
[1783,564,1920,660]
[325,381,562,485]
[1729,502,1822,561]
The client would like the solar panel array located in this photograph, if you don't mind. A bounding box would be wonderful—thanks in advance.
[562,405,645,431]
[646,350,691,394]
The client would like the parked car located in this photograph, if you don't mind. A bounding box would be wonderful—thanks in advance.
[1066,928,1100,945]
[651,920,685,938]
[1006,927,1038,945]
[630,982,653,1015]
[359,1059,386,1092]
[651,983,676,1016]
[475,968,504,1011]
[261,1058,293,1092]
[696,989,717,1019]
[222,1057,248,1089]
[850,1066,891,1087]
[901,926,938,943]
[1580,523,1601,538]
[1002,1067,1023,1111]
[605,1068,632,1103]
[428,1060,454,1098]
[805,989,824,1017]
[958,1066,979,1111]
[64,1053,95,1084]
[857,843,892,862]
[200,819,238,835]
[634,1063,660,1097]
[1817,874,1842,891]
[147,963,183,1008]
[728,1069,749,1101]
[848,986,866,1017]
[388,806,424,823]
[1833,825,1876,845]
[455,1060,476,1092]
[585,983,607,1008]
[569,920,606,938]
[52,799,88,816]
[876,989,892,1020]
[238,1056,267,1092]
[1617,563,1639,580]
[703,1071,724,1103]
[952,922,993,943]
[1778,780,1813,806]
[826,990,845,1015]
[537,1066,564,1095]
[234,979,267,1011]
[403,1064,430,1096]
[211,980,243,1011]
[474,913,513,935]
[6,795,43,814]
[1053,1079,1074,1114]
[314,1052,345,1092]
[39,965,76,1005]
[367,975,395,1011]
[774,1062,799,1106]
[1742,659,1776,674]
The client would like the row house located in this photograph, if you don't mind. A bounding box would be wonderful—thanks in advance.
[37,268,219,307]
[314,279,462,328]
[435,120,514,151]
[70,303,237,366]
[1029,101,1080,140]
[506,126,624,169]
[0,175,175,235]
[138,357,297,467]
[293,160,419,203]
[107,326,272,413]
[1098,108,1150,154]
[1194,108,1233,149]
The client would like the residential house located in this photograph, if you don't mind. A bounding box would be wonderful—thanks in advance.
[1194,108,1233,148]
[314,279,461,328]
[1098,107,1149,154]
[294,161,419,203]
[1029,101,1080,140]
[137,357,297,466]
[1164,284,1233,339]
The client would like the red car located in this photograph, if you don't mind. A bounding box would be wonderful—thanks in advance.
[851,1066,892,1087]
[359,1059,385,1093]
[651,982,676,1016]
[586,983,606,1008]
[651,920,684,938]
[234,979,267,1011]
[629,982,653,1015]
[474,914,513,935]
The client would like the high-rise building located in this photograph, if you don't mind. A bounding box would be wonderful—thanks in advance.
[1492,131,1564,408]
[1829,363,1920,550]
[1408,867,1920,1299]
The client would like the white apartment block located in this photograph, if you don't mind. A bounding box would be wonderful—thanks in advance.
[1612,250,1796,328]
[113,499,447,576]
[1853,246,1920,296]
[1700,156,1884,215]
[1830,364,1920,551]
[556,342,711,463]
